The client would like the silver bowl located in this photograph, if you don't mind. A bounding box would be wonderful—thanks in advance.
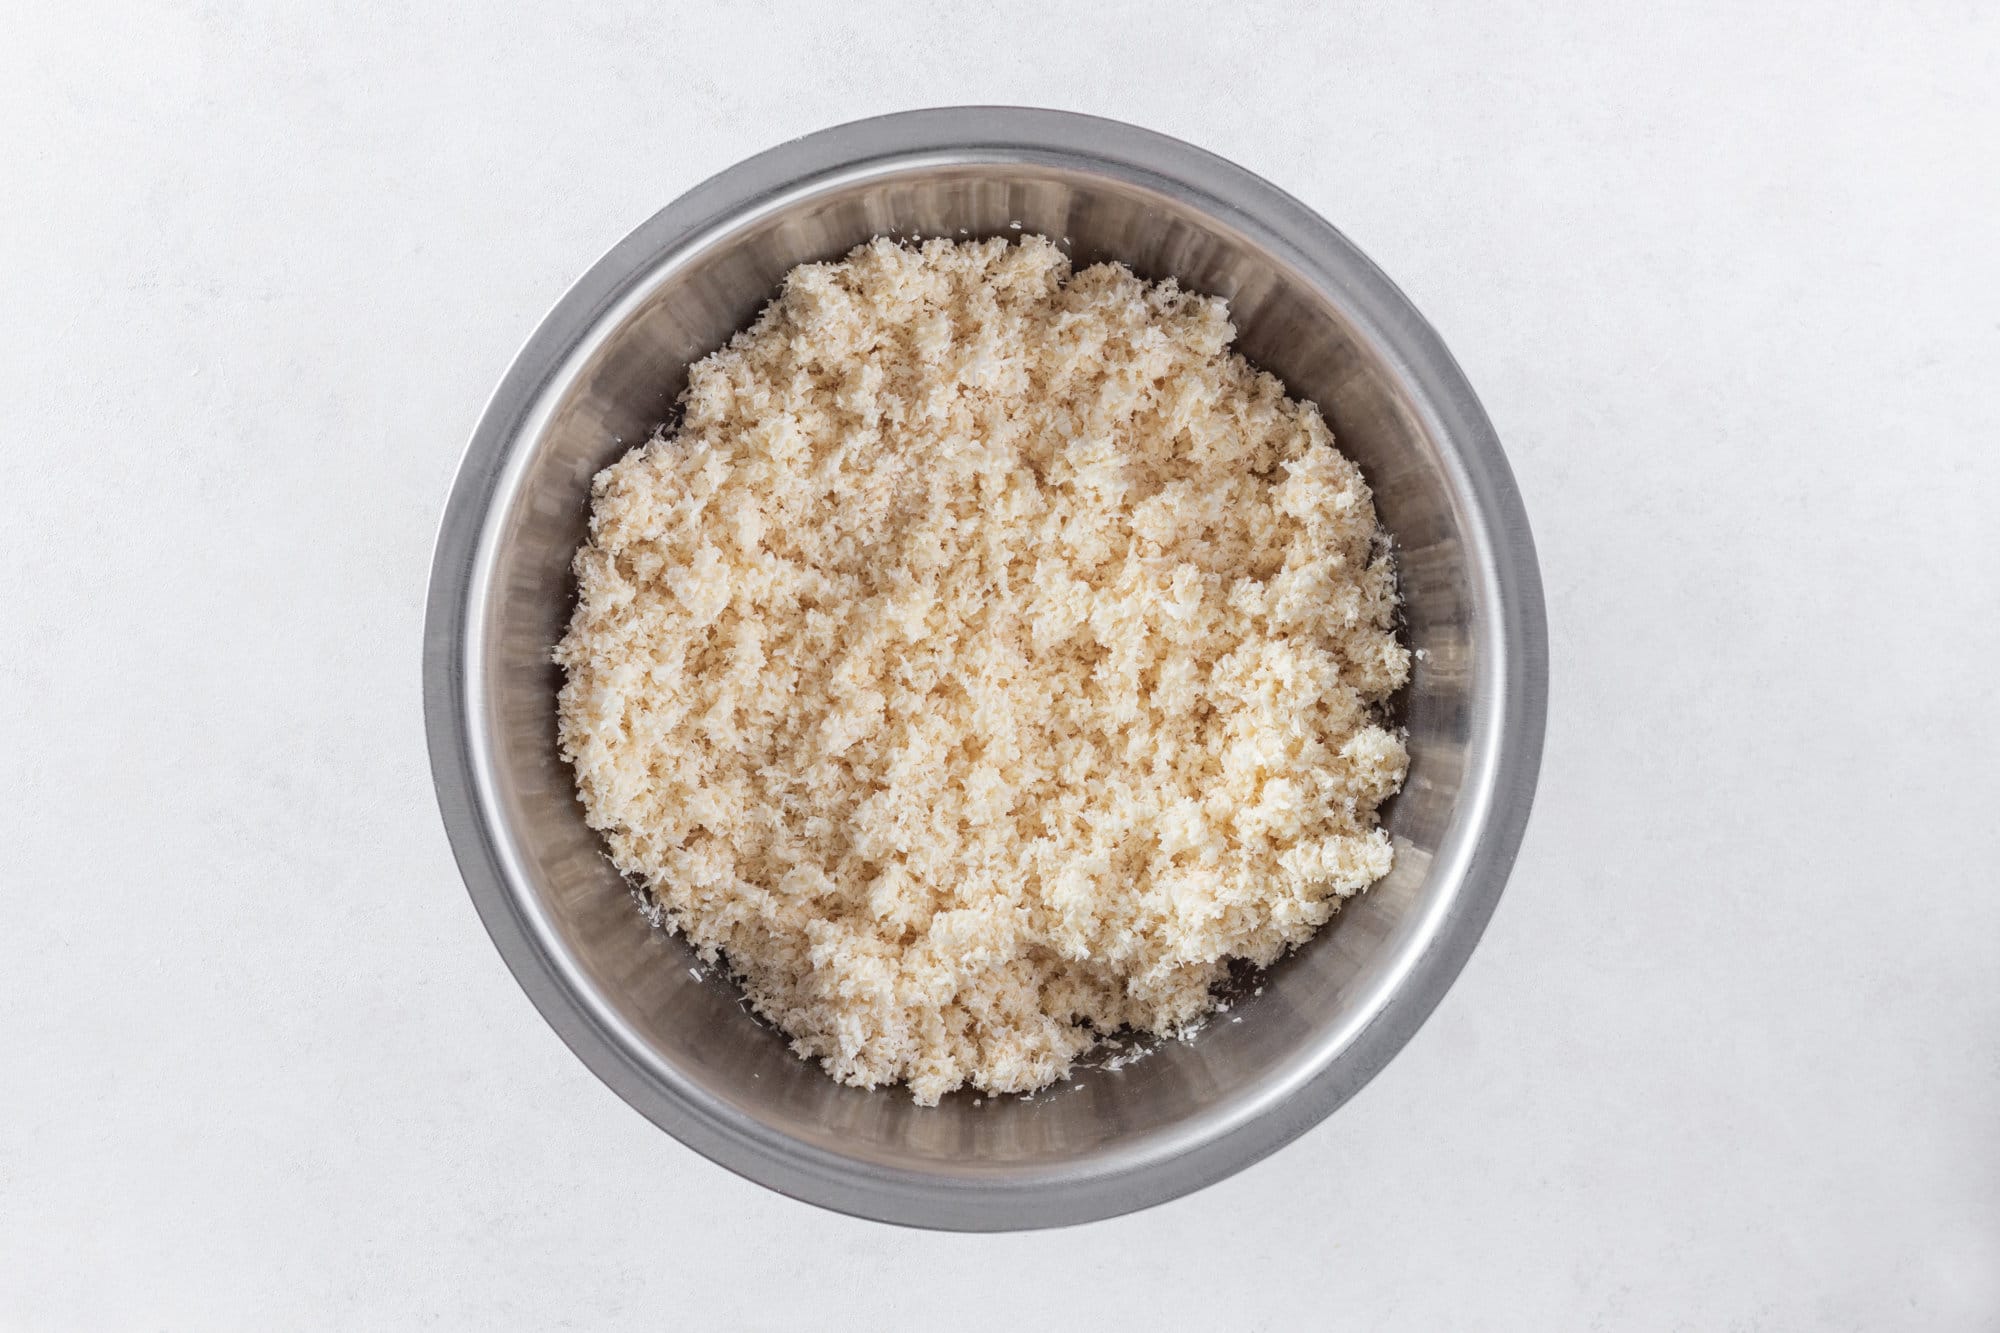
[423,107,1547,1230]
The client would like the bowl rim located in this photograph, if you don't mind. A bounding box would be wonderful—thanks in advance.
[423,105,1548,1231]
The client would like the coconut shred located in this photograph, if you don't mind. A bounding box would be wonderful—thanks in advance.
[555,235,1409,1104]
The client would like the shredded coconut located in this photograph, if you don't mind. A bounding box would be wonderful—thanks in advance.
[555,236,1410,1104]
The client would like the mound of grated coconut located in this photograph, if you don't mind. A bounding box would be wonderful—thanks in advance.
[555,235,1410,1105]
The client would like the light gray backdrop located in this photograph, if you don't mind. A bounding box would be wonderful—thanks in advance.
[2,1,1994,1327]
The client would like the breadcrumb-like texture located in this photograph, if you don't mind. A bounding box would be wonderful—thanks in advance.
[555,236,1410,1105]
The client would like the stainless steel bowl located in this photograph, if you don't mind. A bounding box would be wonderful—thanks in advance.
[424,107,1547,1230]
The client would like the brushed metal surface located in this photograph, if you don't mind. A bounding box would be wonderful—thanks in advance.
[423,107,1547,1230]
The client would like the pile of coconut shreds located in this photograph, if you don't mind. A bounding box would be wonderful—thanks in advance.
[555,235,1409,1105]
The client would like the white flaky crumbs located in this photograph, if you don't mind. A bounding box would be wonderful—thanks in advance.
[556,235,1410,1105]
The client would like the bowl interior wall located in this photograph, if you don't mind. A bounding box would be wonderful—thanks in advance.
[475,165,1479,1172]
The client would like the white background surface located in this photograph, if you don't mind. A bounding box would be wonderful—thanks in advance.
[3,2,1996,1327]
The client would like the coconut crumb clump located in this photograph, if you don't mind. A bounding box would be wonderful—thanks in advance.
[555,235,1410,1105]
